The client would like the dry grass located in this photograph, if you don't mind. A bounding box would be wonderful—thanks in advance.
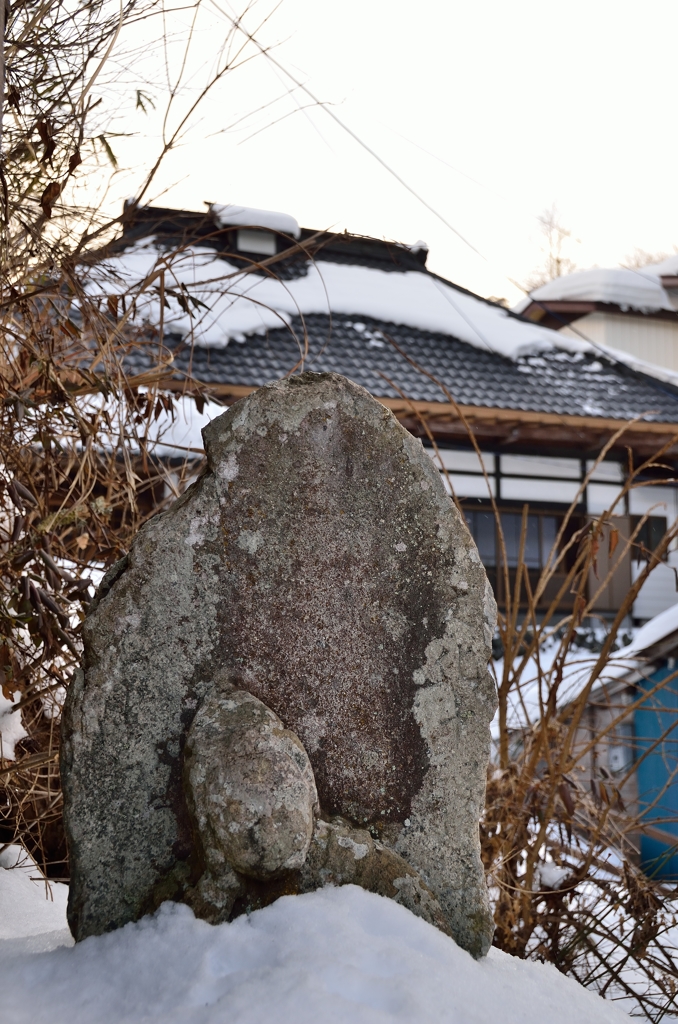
[377,339,678,1015]
[0,0,276,874]
[408,357,678,1017]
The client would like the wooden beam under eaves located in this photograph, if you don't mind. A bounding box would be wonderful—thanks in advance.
[153,379,678,459]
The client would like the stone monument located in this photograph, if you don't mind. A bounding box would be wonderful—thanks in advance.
[61,371,498,956]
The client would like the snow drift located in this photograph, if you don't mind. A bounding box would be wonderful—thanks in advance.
[0,862,629,1023]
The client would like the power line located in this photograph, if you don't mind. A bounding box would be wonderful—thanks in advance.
[212,0,487,262]
[209,3,662,375]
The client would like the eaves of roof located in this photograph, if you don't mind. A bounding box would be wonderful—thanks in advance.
[107,204,517,319]
[98,206,678,456]
[521,298,678,329]
[149,379,678,438]
[145,377,678,454]
[116,313,678,457]
[635,630,678,665]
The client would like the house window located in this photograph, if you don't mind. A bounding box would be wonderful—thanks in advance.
[466,510,496,565]
[608,721,635,774]
[464,510,558,570]
[236,229,277,256]
[630,515,667,562]
[463,508,581,610]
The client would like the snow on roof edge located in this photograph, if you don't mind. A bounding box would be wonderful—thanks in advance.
[513,264,678,318]
[590,342,678,391]
[616,603,678,661]
[84,238,592,362]
[210,204,300,238]
[515,267,675,315]
[644,253,678,277]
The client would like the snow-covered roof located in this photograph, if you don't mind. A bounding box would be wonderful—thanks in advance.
[85,205,678,411]
[644,253,678,277]
[89,235,588,361]
[496,605,678,735]
[514,267,676,315]
[618,602,678,658]
[210,204,300,238]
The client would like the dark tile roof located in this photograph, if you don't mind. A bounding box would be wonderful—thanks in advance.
[108,205,430,277]
[124,311,678,424]
[112,205,678,425]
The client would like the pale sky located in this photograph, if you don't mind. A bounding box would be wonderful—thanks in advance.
[99,0,678,306]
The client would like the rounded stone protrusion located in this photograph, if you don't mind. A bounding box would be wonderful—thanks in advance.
[64,373,497,954]
[184,687,319,880]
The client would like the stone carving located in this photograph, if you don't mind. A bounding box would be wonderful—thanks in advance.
[297,818,451,936]
[61,371,498,956]
[184,814,452,938]
[185,686,319,880]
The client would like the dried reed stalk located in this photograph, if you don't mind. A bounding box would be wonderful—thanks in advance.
[391,341,678,1018]
[0,0,281,879]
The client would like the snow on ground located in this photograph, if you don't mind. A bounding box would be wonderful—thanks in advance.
[0,691,28,760]
[86,238,588,360]
[0,846,69,942]
[0,874,628,1024]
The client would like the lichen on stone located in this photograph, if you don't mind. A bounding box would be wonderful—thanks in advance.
[61,372,497,957]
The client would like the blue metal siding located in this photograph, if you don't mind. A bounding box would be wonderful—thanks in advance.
[635,664,678,878]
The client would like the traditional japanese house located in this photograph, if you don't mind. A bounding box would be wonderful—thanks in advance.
[90,203,678,623]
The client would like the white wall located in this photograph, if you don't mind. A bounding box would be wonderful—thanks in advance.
[425,447,678,623]
[441,473,496,499]
[426,448,496,498]
[629,486,678,622]
[632,553,678,621]
[430,448,495,474]
[629,484,678,520]
[501,455,579,479]
[587,484,623,514]
[561,311,678,373]
[500,477,580,503]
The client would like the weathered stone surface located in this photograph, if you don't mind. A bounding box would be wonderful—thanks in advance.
[298,818,451,936]
[61,371,497,955]
[184,686,318,880]
[180,815,451,938]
